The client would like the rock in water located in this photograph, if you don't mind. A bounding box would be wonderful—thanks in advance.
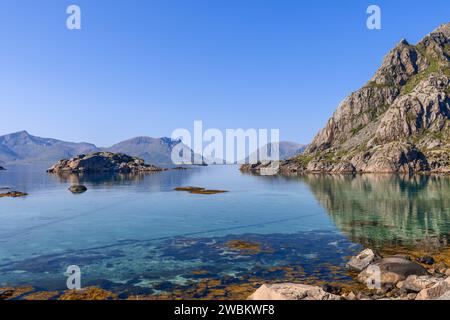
[347,249,382,272]
[244,23,450,174]
[69,185,87,194]
[248,283,341,300]
[47,152,166,174]
[358,257,429,289]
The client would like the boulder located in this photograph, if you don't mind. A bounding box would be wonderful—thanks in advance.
[248,283,341,300]
[358,257,429,289]
[347,248,382,272]
[69,185,88,194]
[416,277,450,300]
[403,275,441,292]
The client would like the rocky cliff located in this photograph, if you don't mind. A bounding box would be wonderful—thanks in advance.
[47,152,165,174]
[244,23,450,174]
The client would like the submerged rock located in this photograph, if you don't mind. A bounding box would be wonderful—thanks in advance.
[47,152,166,174]
[174,186,228,195]
[59,287,117,300]
[248,283,341,300]
[69,185,88,194]
[0,191,28,198]
[347,249,382,272]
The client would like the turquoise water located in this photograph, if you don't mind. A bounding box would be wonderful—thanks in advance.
[0,166,449,296]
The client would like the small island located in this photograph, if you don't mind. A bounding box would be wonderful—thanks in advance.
[47,152,166,174]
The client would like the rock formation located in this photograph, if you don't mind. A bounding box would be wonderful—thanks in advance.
[243,23,450,174]
[47,152,166,174]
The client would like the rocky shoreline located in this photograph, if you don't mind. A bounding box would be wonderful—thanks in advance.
[2,248,450,300]
[250,248,450,300]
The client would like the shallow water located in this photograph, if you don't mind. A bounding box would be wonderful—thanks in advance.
[0,166,449,297]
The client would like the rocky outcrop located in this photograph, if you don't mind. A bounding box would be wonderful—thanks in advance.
[346,248,381,272]
[47,152,166,174]
[248,283,341,300]
[243,23,450,174]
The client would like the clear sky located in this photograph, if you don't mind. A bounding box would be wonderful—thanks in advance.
[1,0,449,147]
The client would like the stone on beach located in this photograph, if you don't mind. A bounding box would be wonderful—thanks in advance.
[248,283,341,300]
[358,257,429,288]
[416,277,450,300]
[346,248,381,272]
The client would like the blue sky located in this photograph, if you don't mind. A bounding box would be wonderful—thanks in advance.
[0,0,449,147]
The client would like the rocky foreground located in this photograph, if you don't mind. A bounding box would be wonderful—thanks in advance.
[249,249,450,300]
[243,23,450,175]
[47,152,166,174]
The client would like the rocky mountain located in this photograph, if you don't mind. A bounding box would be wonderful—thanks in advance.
[244,23,450,174]
[245,141,307,163]
[105,137,204,166]
[0,131,98,166]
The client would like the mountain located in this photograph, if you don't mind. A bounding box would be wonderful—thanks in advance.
[245,23,450,174]
[105,137,204,166]
[0,131,203,167]
[245,141,307,163]
[0,131,99,166]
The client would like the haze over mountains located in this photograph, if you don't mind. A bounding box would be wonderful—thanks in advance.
[0,131,202,167]
[0,131,303,168]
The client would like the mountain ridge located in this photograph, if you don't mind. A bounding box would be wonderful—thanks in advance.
[243,23,450,175]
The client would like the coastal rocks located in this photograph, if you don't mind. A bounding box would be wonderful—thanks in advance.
[174,186,228,195]
[402,275,441,292]
[248,283,341,300]
[0,191,28,198]
[68,185,87,194]
[358,257,428,288]
[416,277,450,300]
[47,152,166,174]
[346,248,382,272]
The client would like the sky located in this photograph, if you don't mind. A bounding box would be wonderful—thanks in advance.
[0,0,449,147]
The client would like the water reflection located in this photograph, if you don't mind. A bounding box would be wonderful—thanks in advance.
[297,174,450,250]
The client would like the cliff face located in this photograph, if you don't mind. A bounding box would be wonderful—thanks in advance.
[283,24,450,174]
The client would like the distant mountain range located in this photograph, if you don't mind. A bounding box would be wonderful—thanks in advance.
[0,131,202,167]
[244,142,307,163]
[0,131,307,168]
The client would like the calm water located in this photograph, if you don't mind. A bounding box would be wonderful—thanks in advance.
[1,166,450,296]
